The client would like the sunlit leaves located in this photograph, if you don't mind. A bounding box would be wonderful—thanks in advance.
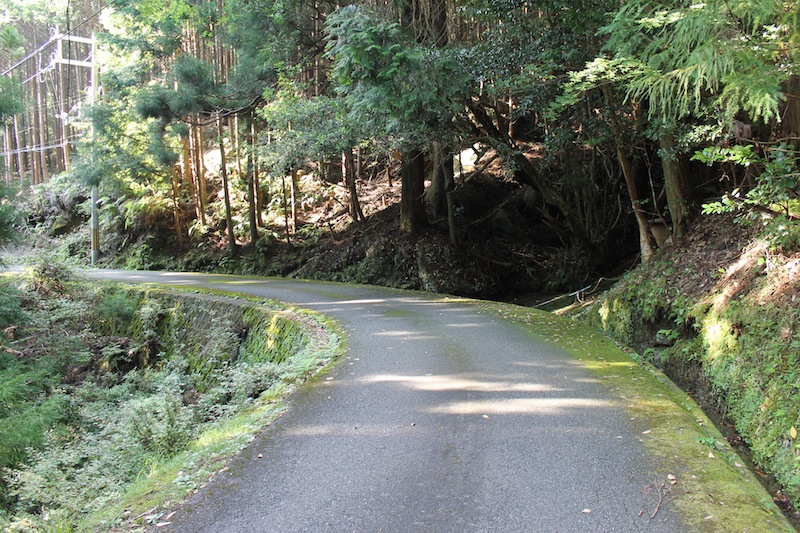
[0,76,23,122]
[325,5,469,148]
[598,0,794,125]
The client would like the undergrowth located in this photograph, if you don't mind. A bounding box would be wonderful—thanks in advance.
[0,260,341,531]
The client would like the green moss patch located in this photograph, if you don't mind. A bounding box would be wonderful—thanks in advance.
[478,299,794,532]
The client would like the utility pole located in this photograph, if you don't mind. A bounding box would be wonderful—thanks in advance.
[89,33,99,266]
[2,26,101,262]
[53,29,101,264]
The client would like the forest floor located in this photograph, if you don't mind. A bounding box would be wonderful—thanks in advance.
[161,168,638,304]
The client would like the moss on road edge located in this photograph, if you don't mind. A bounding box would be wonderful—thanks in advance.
[478,299,794,532]
[85,284,346,532]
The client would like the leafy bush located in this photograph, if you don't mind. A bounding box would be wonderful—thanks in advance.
[0,182,20,245]
[697,143,800,252]
[22,255,76,296]
[0,278,336,530]
[95,291,139,333]
[0,283,25,329]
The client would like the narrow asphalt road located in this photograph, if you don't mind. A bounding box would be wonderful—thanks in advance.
[88,270,686,532]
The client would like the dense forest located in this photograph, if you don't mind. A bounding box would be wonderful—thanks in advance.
[1,0,796,289]
[1,0,800,529]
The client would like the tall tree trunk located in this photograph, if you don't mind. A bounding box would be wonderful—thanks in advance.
[659,131,691,238]
[3,124,12,183]
[281,173,291,245]
[246,119,258,244]
[602,86,655,262]
[58,64,69,173]
[13,116,24,183]
[171,165,184,246]
[31,80,42,184]
[182,130,200,223]
[617,141,655,262]
[400,148,428,233]
[442,146,459,246]
[217,115,237,255]
[426,142,447,218]
[193,121,207,225]
[781,75,800,139]
[343,149,365,222]
[428,141,459,244]
[290,168,299,233]
[251,121,264,227]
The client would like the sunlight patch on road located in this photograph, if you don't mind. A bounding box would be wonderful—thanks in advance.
[331,298,388,305]
[361,374,563,393]
[284,423,409,437]
[428,397,613,415]
[374,330,439,340]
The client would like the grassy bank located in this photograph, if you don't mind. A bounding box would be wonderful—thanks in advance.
[578,214,800,517]
[0,264,343,531]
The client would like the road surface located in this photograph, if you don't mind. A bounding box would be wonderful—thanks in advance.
[88,270,686,532]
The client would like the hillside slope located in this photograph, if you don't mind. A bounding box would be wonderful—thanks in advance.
[578,213,800,517]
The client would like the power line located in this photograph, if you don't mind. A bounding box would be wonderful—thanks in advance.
[1,2,108,77]
[2,137,83,157]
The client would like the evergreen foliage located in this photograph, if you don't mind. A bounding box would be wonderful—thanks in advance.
[325,5,469,149]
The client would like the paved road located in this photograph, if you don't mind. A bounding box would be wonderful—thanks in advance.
[88,270,686,532]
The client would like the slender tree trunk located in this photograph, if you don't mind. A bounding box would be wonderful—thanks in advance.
[400,148,428,233]
[13,116,24,183]
[193,121,207,225]
[31,80,42,184]
[182,131,200,223]
[659,131,691,238]
[442,146,459,245]
[281,173,291,245]
[171,165,184,246]
[343,149,365,222]
[426,142,447,218]
[37,74,48,181]
[602,86,655,262]
[781,75,800,139]
[217,115,237,255]
[58,65,69,173]
[617,142,655,261]
[3,124,12,183]
[290,168,299,233]
[251,121,264,227]
[246,119,258,244]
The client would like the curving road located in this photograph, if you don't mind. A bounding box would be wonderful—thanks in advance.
[88,270,686,532]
